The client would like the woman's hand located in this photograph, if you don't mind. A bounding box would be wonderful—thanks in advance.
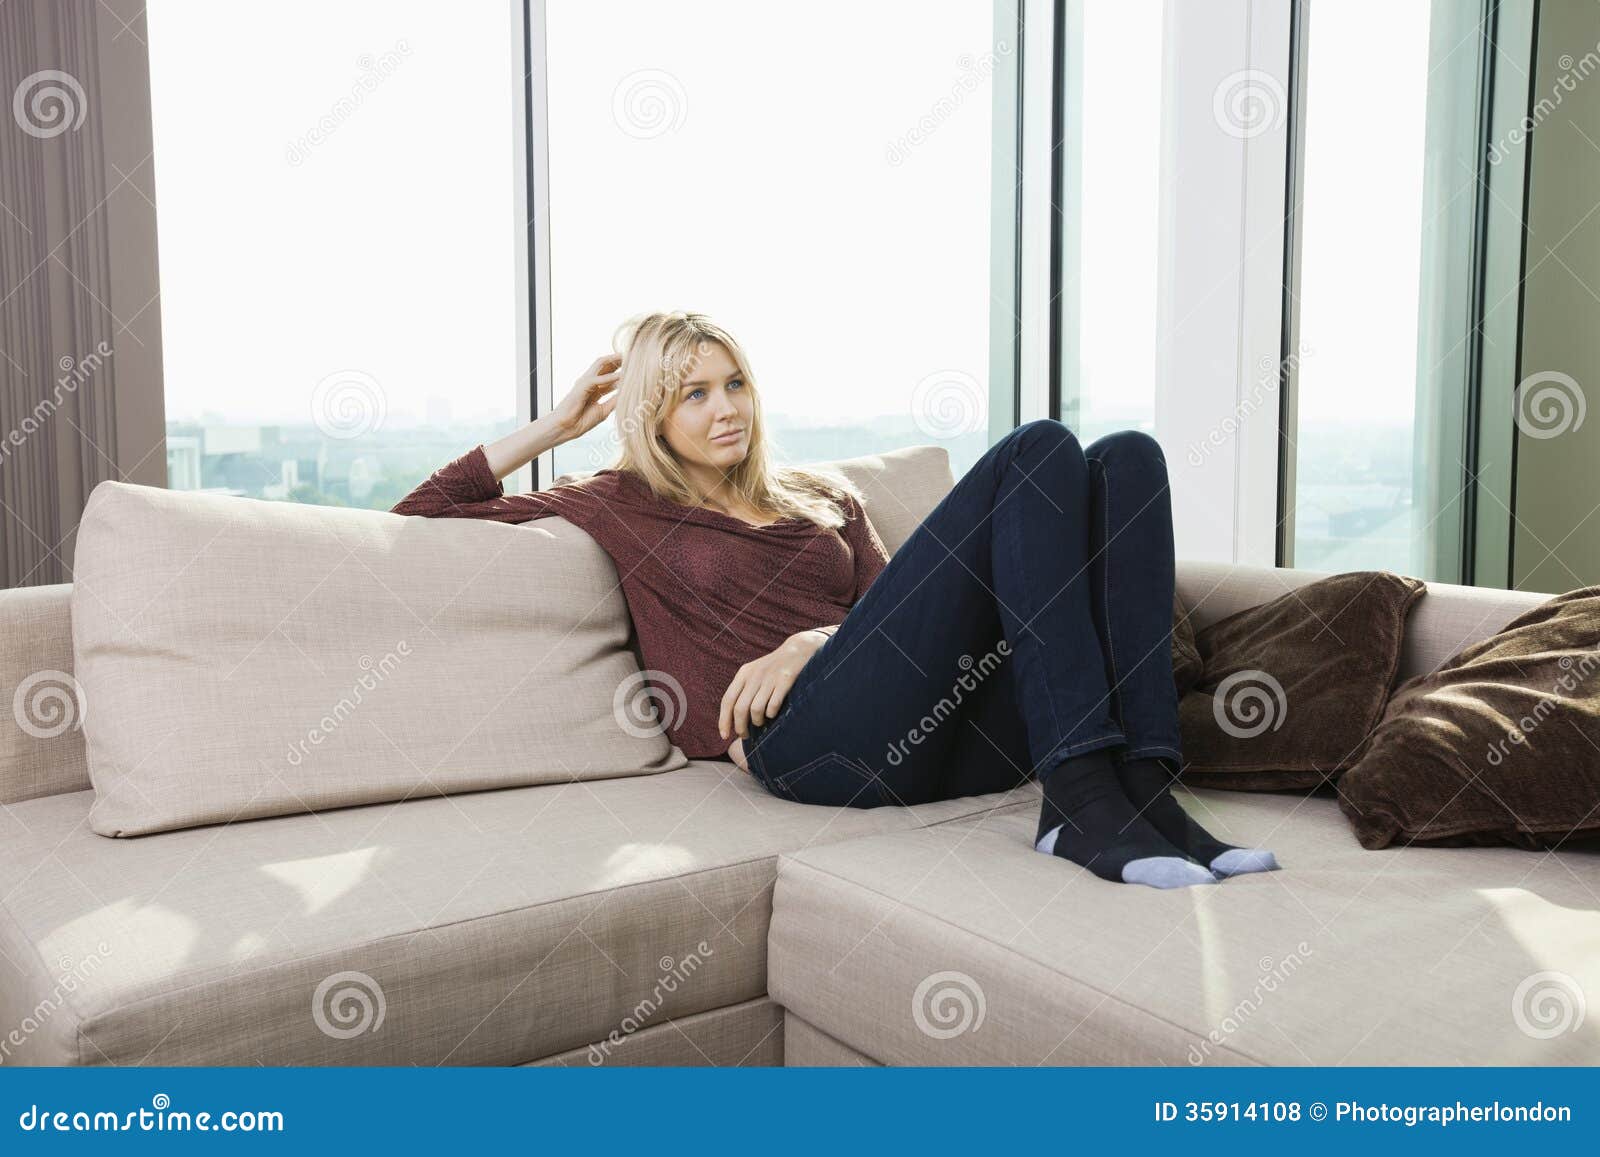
[480,355,622,478]
[719,629,831,743]
[551,354,623,440]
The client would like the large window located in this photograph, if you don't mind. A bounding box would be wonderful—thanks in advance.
[1288,0,1433,573]
[1284,0,1513,581]
[541,0,1014,481]
[148,1,524,510]
[1058,0,1164,443]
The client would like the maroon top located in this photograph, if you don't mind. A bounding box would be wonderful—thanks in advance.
[390,444,890,759]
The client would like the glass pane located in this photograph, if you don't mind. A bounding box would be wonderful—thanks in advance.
[1059,0,1164,443]
[544,0,1011,480]
[147,1,522,510]
[1290,0,1439,572]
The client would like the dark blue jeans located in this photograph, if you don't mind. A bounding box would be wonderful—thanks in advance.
[743,418,1181,808]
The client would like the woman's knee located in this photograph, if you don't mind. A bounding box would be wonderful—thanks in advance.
[1003,418,1083,461]
[1087,428,1165,471]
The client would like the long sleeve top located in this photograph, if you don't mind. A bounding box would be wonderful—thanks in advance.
[390,444,890,759]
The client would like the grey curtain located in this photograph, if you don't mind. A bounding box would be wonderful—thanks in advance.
[0,0,165,589]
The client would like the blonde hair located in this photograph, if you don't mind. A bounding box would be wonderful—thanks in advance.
[587,310,864,530]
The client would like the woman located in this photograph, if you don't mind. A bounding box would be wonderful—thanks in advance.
[392,310,1277,889]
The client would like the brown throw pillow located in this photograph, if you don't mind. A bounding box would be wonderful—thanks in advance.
[1338,586,1600,850]
[1177,571,1427,790]
[1172,592,1204,695]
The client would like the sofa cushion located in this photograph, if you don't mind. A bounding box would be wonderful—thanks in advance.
[0,761,1023,1065]
[1171,591,1203,695]
[70,481,686,837]
[1339,585,1600,850]
[768,789,1600,1065]
[1177,571,1425,790]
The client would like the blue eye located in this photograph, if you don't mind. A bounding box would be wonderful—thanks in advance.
[728,378,744,390]
[688,388,705,401]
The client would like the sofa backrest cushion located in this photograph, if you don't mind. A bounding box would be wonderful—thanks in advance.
[70,481,688,837]
[1175,561,1549,683]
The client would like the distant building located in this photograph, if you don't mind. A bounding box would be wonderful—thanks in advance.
[167,435,201,489]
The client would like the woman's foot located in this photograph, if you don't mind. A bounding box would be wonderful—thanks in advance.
[1035,749,1217,889]
[1114,756,1280,878]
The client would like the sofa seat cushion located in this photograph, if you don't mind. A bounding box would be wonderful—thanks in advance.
[768,788,1600,1065]
[0,763,1021,1066]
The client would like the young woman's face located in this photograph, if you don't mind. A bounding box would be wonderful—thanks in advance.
[658,340,752,473]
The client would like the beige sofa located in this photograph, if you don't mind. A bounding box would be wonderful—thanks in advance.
[1,446,1594,1067]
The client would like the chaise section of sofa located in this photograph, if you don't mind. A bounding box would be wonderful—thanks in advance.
[773,787,1600,1065]
[771,564,1600,1066]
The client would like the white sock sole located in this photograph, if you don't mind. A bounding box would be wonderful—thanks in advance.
[1209,847,1280,876]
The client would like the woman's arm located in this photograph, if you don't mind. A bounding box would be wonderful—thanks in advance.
[480,412,576,481]
[390,355,623,521]
[387,438,556,522]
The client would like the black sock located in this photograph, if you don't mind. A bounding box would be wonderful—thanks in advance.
[1035,748,1210,886]
[1115,755,1244,865]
